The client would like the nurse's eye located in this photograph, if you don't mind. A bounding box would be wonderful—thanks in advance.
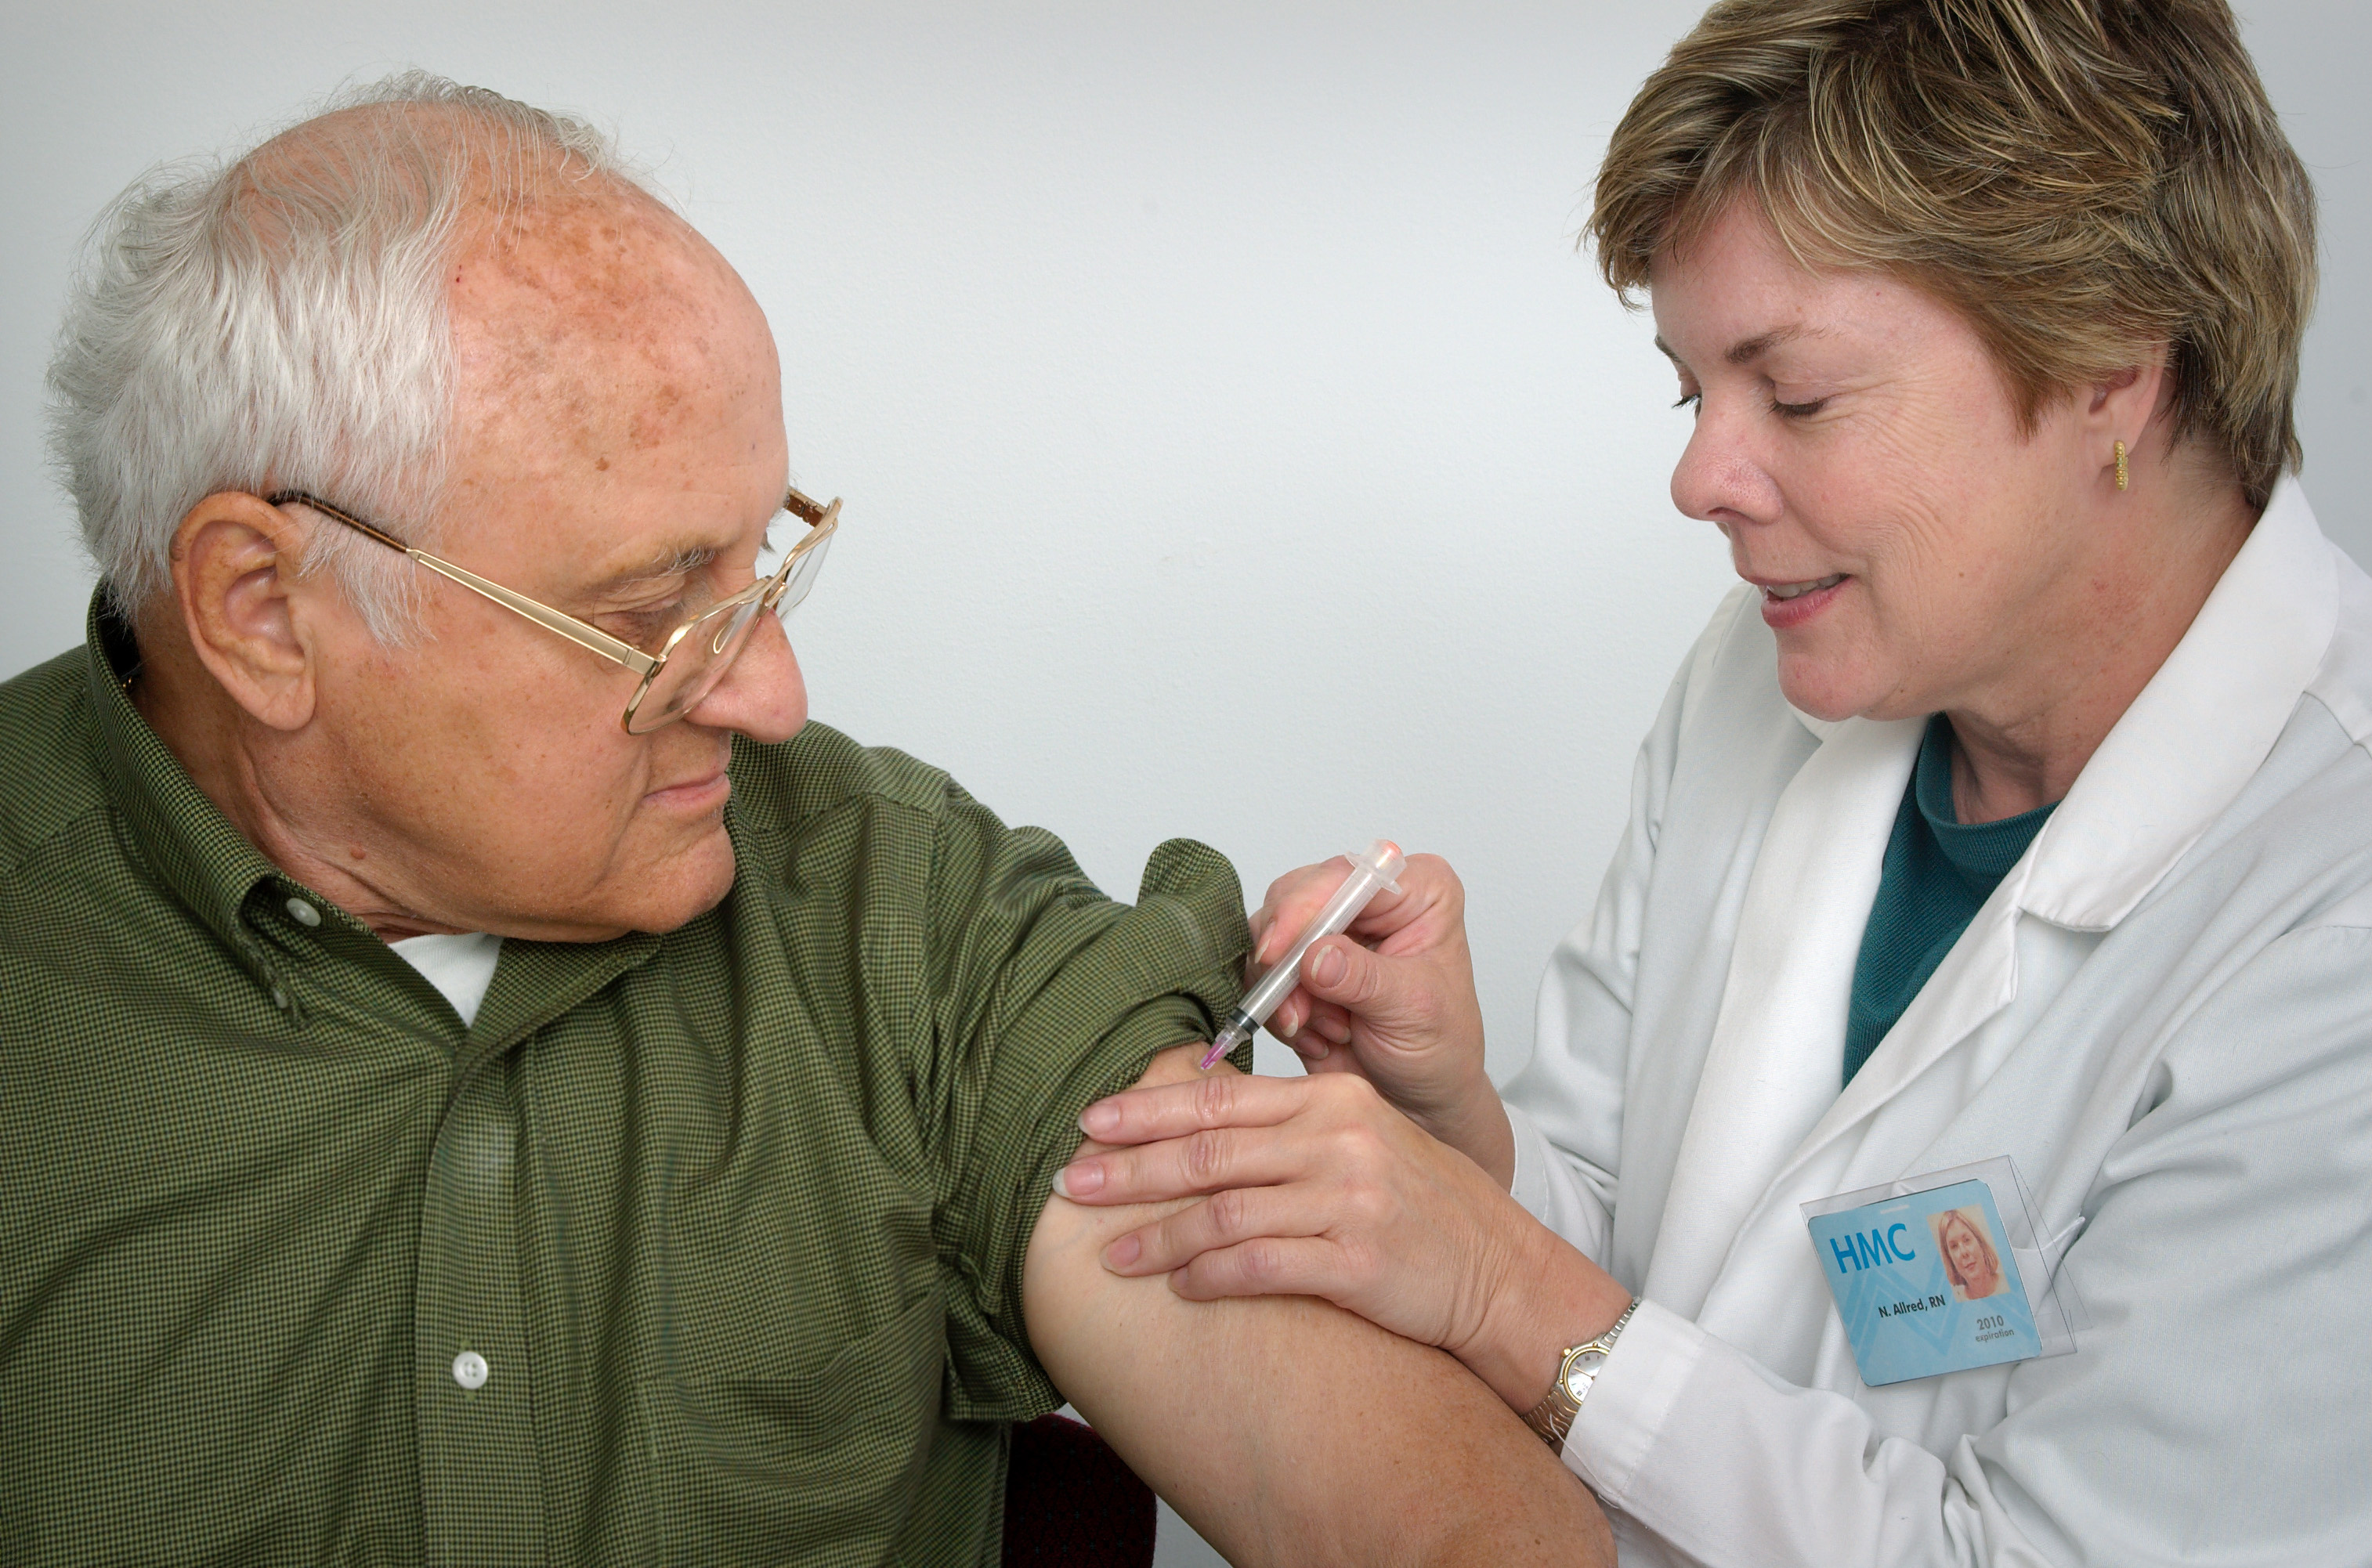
[1769,396,1831,419]
[1672,392,1702,415]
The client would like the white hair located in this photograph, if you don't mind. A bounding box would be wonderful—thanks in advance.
[45,72,645,641]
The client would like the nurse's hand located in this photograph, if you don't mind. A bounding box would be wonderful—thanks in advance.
[1250,854,1512,1185]
[1054,1071,1632,1413]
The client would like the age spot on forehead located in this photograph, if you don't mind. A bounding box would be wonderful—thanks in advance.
[441,161,782,515]
[627,385,689,451]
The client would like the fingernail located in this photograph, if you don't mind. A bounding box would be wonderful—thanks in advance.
[1296,1037,1330,1061]
[1054,1161,1103,1198]
[1103,1234,1141,1270]
[1080,1101,1119,1137]
[1311,945,1347,988]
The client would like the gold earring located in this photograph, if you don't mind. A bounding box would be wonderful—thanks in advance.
[2114,439,2128,492]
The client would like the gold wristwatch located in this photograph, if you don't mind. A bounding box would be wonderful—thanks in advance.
[1521,1298,1638,1451]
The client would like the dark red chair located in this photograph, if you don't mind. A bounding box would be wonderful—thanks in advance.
[1001,1414,1158,1568]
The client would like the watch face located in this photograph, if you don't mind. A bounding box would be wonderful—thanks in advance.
[1564,1349,1608,1400]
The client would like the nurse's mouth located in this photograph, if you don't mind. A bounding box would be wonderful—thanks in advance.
[1763,574,1845,602]
[1755,573,1847,630]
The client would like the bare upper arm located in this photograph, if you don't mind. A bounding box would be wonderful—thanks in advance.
[1023,1044,1611,1568]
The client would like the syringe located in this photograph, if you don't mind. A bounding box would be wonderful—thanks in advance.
[1199,839,1408,1070]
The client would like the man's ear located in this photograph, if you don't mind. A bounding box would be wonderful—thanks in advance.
[169,491,323,732]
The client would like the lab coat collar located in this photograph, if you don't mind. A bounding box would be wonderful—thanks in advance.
[1777,479,2336,931]
[2013,478,2334,930]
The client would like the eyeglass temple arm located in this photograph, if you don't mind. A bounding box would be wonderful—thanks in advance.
[409,555,657,674]
[266,490,656,675]
[783,486,830,526]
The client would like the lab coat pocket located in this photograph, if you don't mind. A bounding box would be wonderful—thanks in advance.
[637,1288,946,1566]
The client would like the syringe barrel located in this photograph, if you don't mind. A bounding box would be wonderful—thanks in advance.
[1235,840,1405,1028]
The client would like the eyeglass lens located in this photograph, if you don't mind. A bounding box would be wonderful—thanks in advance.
[624,529,833,734]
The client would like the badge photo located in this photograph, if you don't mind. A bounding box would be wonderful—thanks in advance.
[1801,1158,2083,1388]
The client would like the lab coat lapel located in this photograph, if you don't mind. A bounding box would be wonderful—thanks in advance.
[1640,713,1922,1321]
[1788,894,2020,1163]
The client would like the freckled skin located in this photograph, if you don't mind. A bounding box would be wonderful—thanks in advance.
[146,107,805,942]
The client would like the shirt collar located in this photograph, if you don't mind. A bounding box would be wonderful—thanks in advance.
[83,591,310,999]
[1911,713,2056,890]
[84,588,668,1044]
[2014,475,2337,929]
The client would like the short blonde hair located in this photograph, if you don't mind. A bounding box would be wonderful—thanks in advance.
[1591,0,2316,509]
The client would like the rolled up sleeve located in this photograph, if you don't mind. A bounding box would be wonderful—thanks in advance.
[912,792,1249,1421]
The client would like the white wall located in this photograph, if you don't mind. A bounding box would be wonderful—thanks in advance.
[0,0,1747,1079]
[2,6,2364,1561]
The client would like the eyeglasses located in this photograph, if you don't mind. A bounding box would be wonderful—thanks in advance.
[267,486,839,734]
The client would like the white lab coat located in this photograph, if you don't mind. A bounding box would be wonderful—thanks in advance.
[1503,479,2372,1566]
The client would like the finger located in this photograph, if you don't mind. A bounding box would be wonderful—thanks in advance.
[1076,1071,1310,1146]
[1168,1237,1346,1302]
[1276,1003,1347,1059]
[1101,1184,1329,1276]
[1056,1124,1322,1206]
[1245,902,1279,975]
[1255,858,1357,966]
[1303,999,1354,1045]
[1261,853,1463,964]
[1342,853,1464,948]
[1299,1048,1370,1078]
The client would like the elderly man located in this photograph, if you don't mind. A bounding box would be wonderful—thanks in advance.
[0,78,1604,1566]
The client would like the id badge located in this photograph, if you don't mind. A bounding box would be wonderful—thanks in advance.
[1802,1157,2081,1388]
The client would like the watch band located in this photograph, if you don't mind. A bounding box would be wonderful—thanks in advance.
[1521,1298,1638,1451]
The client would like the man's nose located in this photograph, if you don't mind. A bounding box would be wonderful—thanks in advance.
[686,610,807,744]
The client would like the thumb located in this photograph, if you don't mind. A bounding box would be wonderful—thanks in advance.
[1298,935,1423,1025]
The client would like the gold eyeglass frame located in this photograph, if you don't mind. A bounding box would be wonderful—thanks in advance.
[266,486,841,734]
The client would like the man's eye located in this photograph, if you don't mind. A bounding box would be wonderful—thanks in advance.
[606,602,685,643]
[1769,396,1831,419]
[1673,392,1702,414]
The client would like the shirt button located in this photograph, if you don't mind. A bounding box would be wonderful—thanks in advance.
[452,1350,489,1390]
[285,898,321,927]
[270,985,290,1010]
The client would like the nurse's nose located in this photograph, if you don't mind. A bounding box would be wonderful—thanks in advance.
[1669,396,1784,535]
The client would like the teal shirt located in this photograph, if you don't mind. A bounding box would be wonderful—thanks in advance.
[1843,716,2056,1086]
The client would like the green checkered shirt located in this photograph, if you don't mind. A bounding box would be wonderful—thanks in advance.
[0,598,1249,1566]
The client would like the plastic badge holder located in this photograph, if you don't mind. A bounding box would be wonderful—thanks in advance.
[1801,1156,2088,1386]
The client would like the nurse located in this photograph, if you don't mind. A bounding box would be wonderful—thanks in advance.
[1051,0,2372,1562]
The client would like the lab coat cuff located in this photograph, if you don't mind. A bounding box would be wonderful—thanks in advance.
[1557,1296,1703,1511]
[1503,1100,1614,1259]
[1504,1100,1557,1219]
